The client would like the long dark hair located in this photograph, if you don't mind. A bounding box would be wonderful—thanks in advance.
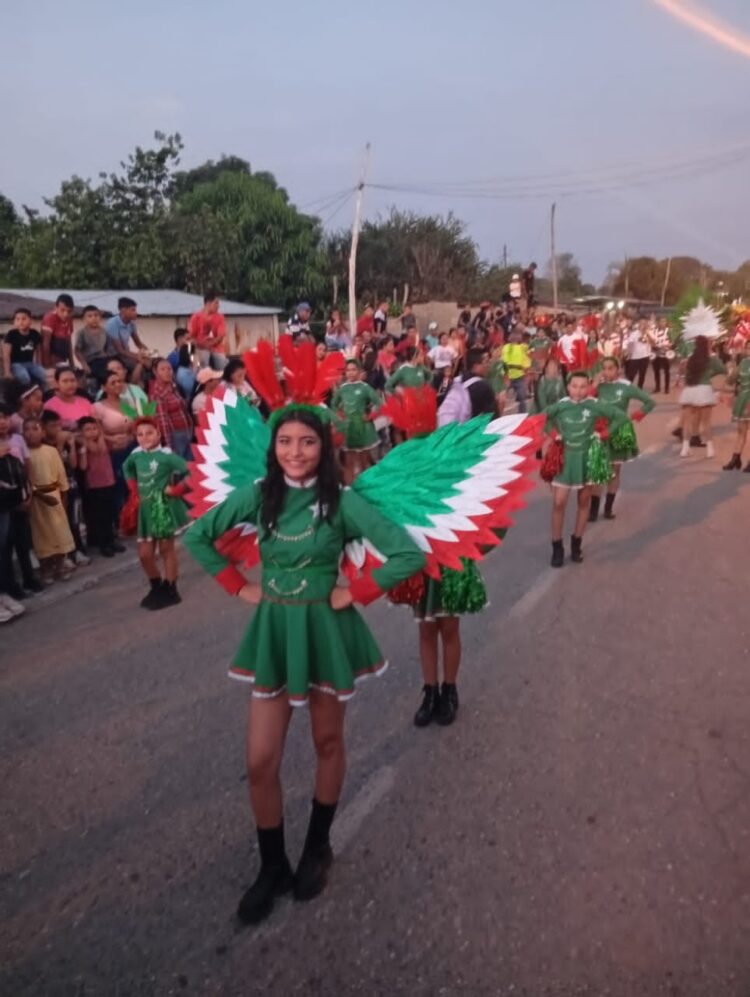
[260,408,341,533]
[686,335,710,387]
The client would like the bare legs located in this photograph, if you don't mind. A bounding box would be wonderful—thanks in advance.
[418,617,461,686]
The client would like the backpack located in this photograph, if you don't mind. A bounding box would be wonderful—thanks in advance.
[437,376,480,427]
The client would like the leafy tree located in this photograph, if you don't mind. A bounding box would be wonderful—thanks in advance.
[171,155,252,199]
[0,194,20,280]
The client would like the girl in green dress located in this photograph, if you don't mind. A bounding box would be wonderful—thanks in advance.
[123,418,188,609]
[184,407,424,925]
[543,372,627,567]
[331,359,382,484]
[723,339,750,471]
[589,356,655,521]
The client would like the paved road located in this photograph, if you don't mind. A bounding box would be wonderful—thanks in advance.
[2,401,750,997]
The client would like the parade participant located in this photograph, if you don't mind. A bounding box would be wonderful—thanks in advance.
[651,320,673,394]
[122,417,188,610]
[589,357,655,521]
[23,416,76,583]
[543,371,627,567]
[384,347,433,393]
[679,335,725,459]
[184,338,542,925]
[556,319,586,376]
[331,359,382,484]
[723,338,750,471]
[533,357,566,413]
[623,320,652,388]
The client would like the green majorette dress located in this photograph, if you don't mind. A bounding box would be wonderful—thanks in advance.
[596,378,655,463]
[331,380,382,451]
[732,358,750,422]
[543,398,627,488]
[385,363,432,393]
[183,480,425,705]
[534,374,566,414]
[122,447,189,540]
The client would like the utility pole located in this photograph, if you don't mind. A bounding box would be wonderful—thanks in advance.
[348,143,371,335]
[550,202,558,310]
[502,243,508,269]
[660,257,672,307]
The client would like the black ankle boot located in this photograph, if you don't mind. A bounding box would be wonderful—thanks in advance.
[604,494,616,520]
[414,684,440,727]
[550,539,564,568]
[159,580,182,607]
[570,535,583,564]
[724,453,742,471]
[237,825,293,925]
[294,800,336,902]
[690,435,706,448]
[436,683,458,726]
[140,577,162,609]
[588,495,600,522]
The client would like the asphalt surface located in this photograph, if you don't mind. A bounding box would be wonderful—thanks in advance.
[2,398,750,997]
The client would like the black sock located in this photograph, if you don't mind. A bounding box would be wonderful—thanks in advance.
[303,799,337,854]
[604,493,615,514]
[257,824,287,869]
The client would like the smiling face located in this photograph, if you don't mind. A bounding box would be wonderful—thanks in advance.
[274,420,322,482]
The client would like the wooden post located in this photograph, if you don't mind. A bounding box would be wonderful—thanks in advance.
[550,203,558,310]
[333,275,338,307]
[660,257,672,307]
[348,143,371,335]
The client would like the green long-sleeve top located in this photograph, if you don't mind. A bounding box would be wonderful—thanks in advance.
[184,480,426,605]
[697,355,726,385]
[596,378,656,416]
[543,397,628,451]
[534,375,566,412]
[384,364,432,393]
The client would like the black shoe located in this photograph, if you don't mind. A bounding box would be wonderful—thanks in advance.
[293,844,333,902]
[414,684,440,727]
[570,535,584,564]
[6,584,27,601]
[158,581,182,608]
[140,578,163,609]
[550,540,564,568]
[436,684,457,726]
[743,462,750,473]
[724,454,742,471]
[443,682,459,713]
[112,541,127,553]
[588,495,600,523]
[604,494,616,520]
[23,577,44,594]
[237,861,294,925]
[690,435,706,448]
[99,546,116,558]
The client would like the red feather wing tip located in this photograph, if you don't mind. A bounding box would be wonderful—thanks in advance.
[215,527,260,569]
[314,353,345,402]
[380,387,437,436]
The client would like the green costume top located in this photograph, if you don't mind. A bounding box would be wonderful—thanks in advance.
[697,356,726,385]
[385,364,432,393]
[122,447,188,539]
[543,398,627,487]
[732,357,750,421]
[331,380,382,450]
[596,378,655,463]
[184,480,425,704]
[488,358,506,394]
[528,333,552,373]
[534,375,566,413]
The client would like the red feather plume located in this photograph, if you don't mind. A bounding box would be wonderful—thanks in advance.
[378,386,437,438]
[314,352,345,402]
[243,340,285,410]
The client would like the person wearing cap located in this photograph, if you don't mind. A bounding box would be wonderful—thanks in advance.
[286,303,312,341]
[188,291,228,371]
[191,367,223,419]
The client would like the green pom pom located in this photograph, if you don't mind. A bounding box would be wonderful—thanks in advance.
[440,558,487,615]
[609,420,638,454]
[151,491,176,538]
[586,437,613,485]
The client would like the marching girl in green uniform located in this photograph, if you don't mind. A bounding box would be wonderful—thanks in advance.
[723,339,750,471]
[543,372,627,568]
[589,356,655,521]
[184,407,424,925]
[331,358,382,483]
[122,417,188,609]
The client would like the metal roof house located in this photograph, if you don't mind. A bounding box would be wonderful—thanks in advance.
[0,288,283,355]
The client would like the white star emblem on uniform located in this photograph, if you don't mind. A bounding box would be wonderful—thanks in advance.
[149,459,159,473]
[582,408,591,419]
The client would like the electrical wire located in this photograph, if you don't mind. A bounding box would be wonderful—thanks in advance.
[319,189,355,229]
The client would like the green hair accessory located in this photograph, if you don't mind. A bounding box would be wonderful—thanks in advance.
[268,403,333,430]
[121,399,157,421]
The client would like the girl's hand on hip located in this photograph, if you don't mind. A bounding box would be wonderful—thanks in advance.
[330,586,353,611]
[238,582,262,605]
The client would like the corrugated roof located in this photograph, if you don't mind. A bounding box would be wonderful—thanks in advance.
[0,289,282,317]
[0,291,83,321]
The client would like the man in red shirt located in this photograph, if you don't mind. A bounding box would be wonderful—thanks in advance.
[356,305,375,337]
[188,291,227,370]
[41,293,75,367]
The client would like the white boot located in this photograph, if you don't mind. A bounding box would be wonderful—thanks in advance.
[680,439,690,458]
[706,441,715,458]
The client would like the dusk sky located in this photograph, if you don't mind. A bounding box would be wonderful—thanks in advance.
[3,0,748,284]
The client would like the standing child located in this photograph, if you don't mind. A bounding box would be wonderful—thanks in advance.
[78,417,124,557]
[41,410,89,566]
[122,417,188,610]
[0,437,29,621]
[23,417,76,583]
[331,359,382,483]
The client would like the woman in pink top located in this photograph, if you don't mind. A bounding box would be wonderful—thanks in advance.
[92,370,135,519]
[43,368,94,431]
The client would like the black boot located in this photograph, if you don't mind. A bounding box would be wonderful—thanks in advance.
[689,435,706,448]
[671,427,683,440]
[140,577,162,609]
[570,535,584,564]
[294,799,336,902]
[724,453,742,471]
[604,493,616,520]
[550,539,564,568]
[159,580,182,607]
[414,684,440,727]
[588,495,600,523]
[237,825,294,925]
[436,683,458,726]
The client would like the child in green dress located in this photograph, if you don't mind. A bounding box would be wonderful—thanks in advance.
[723,339,750,471]
[123,417,188,610]
[331,359,382,484]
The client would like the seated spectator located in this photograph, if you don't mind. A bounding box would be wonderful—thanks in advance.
[149,359,193,459]
[400,303,417,335]
[105,297,147,372]
[222,358,257,401]
[23,416,76,584]
[2,308,47,390]
[43,367,94,431]
[324,310,352,351]
[356,305,375,337]
[373,300,389,337]
[167,328,196,398]
[191,367,223,418]
[41,294,75,367]
[189,291,228,368]
[74,305,113,384]
[78,416,123,558]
